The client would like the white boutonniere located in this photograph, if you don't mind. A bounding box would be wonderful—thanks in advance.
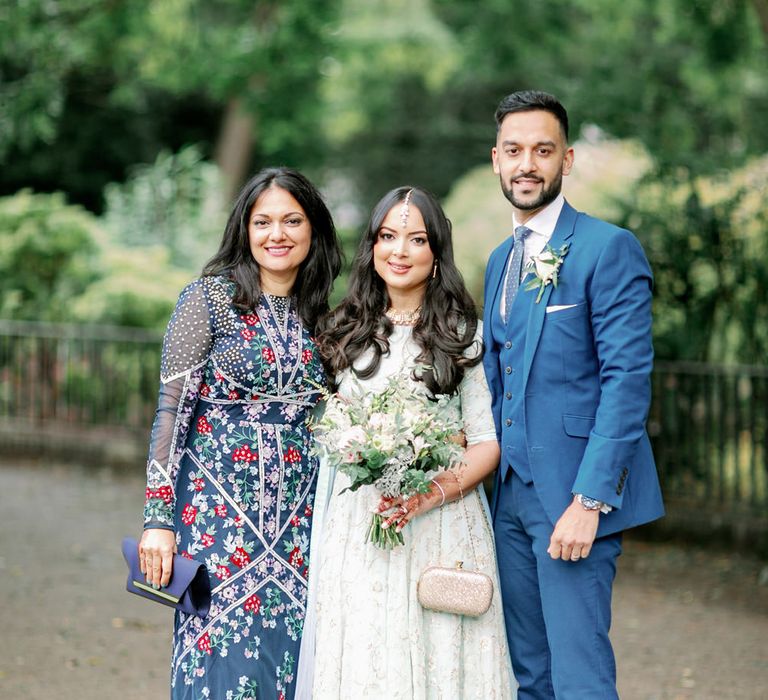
[524,243,570,303]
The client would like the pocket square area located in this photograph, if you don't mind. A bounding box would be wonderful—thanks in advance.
[545,304,579,313]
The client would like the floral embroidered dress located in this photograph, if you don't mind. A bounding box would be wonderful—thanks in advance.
[143,275,325,700]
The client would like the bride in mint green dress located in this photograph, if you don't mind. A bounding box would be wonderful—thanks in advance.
[299,186,515,699]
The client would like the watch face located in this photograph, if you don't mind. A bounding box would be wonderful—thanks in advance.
[578,495,601,510]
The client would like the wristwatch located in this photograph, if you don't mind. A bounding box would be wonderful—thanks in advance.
[575,494,604,511]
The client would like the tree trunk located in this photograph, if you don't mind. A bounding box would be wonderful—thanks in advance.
[752,0,768,39]
[214,97,256,205]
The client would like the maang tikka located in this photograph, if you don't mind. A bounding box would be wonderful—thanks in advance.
[399,189,413,228]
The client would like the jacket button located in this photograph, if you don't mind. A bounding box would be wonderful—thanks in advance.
[505,392,512,400]
[504,341,512,349]
[505,419,512,427]
[505,367,512,374]
[616,486,623,495]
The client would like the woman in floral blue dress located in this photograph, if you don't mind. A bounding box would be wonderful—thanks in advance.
[139,167,342,699]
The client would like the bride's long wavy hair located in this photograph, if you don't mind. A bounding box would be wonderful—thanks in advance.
[315,186,481,396]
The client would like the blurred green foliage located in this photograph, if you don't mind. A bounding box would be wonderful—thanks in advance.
[0,0,338,209]
[0,191,101,321]
[432,0,768,174]
[621,156,768,364]
[3,0,766,209]
[103,145,226,271]
[68,245,190,329]
[0,0,767,359]
[0,190,186,329]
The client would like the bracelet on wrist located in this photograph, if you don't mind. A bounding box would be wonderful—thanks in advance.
[431,479,446,507]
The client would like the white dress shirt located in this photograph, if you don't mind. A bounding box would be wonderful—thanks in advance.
[499,193,565,319]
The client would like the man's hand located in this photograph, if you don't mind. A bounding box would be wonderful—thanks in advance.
[547,496,600,561]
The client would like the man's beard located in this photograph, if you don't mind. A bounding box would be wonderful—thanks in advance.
[500,171,562,211]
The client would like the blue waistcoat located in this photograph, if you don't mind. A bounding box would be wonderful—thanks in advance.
[490,277,537,483]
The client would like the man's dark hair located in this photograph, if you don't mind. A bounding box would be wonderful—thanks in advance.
[494,90,569,141]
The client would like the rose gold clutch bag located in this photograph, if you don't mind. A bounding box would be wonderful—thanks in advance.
[417,561,493,617]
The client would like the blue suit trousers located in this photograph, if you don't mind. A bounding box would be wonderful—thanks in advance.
[494,470,622,699]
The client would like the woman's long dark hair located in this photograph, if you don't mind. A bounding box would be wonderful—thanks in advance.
[316,186,480,396]
[203,167,342,331]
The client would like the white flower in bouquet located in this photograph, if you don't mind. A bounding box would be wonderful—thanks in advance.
[411,435,429,458]
[398,405,423,434]
[311,370,463,548]
[338,425,367,451]
[321,398,353,432]
[369,412,399,452]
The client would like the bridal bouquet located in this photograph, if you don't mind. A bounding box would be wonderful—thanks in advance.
[311,373,463,549]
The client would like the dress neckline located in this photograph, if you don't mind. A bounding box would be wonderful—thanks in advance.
[262,293,292,334]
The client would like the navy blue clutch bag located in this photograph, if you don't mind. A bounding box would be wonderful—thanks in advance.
[121,537,211,618]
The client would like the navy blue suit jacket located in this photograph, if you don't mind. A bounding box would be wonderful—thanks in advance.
[482,201,664,537]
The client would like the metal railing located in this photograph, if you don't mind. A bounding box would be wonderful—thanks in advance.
[0,320,766,513]
[649,361,768,512]
[0,319,161,436]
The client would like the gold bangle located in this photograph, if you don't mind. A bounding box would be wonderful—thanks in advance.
[446,469,465,500]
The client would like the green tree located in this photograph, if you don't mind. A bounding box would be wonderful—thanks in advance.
[121,0,341,200]
[432,0,768,175]
[0,190,102,321]
[0,189,191,329]
[0,0,340,209]
[68,246,191,329]
[103,145,226,271]
[623,158,768,363]
[0,0,221,210]
[315,0,466,208]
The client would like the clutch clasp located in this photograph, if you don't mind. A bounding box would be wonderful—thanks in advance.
[132,579,181,603]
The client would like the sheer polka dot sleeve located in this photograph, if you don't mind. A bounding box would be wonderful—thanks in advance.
[144,280,212,529]
[160,280,213,382]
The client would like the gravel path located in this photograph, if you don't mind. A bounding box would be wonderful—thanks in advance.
[1,461,766,699]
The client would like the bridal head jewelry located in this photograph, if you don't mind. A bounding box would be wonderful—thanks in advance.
[399,189,413,228]
[385,305,422,326]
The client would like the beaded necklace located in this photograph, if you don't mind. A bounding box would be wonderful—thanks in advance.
[385,306,421,326]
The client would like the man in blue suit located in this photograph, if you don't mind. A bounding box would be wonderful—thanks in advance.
[483,90,664,699]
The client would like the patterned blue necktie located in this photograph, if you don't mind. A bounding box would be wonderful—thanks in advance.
[503,225,533,322]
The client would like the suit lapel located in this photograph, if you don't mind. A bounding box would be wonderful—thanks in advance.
[488,236,515,323]
[522,201,579,388]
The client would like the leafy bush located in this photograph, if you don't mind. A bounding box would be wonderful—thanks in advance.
[68,246,190,330]
[623,156,768,363]
[0,189,193,330]
[103,144,226,271]
[0,190,102,321]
